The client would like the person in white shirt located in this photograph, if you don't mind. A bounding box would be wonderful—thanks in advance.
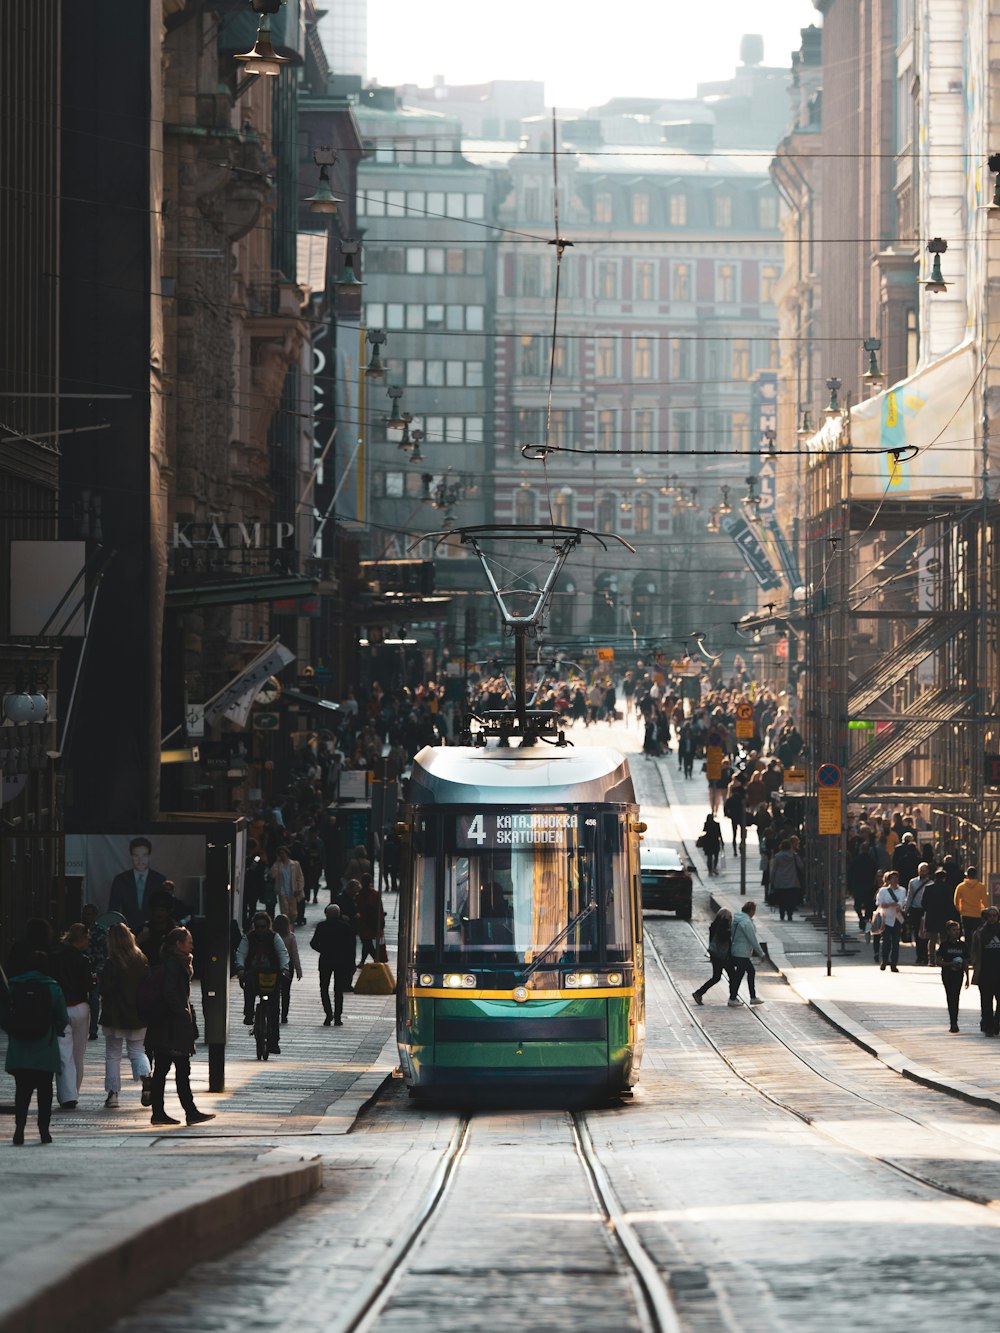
[876,870,906,972]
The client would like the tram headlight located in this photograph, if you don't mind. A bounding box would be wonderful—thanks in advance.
[606,972,623,986]
[443,973,477,989]
[565,972,599,989]
[418,973,434,987]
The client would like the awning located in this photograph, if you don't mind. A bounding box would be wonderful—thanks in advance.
[282,689,340,713]
[165,574,318,611]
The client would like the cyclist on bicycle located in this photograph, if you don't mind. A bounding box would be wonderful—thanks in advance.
[235,912,289,1055]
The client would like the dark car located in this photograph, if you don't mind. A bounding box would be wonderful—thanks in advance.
[640,843,694,919]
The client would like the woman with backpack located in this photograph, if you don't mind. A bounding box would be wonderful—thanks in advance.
[691,909,734,1005]
[1,951,68,1144]
[100,922,152,1110]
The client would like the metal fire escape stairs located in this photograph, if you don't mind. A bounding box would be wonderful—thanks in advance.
[846,612,975,799]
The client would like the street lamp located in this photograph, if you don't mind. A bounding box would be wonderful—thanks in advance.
[235,0,291,77]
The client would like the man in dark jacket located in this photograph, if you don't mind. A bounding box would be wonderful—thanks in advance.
[235,913,289,1053]
[310,904,356,1026]
[891,832,920,887]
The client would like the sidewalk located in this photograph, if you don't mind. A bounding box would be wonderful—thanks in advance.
[0,899,400,1333]
[649,751,1000,1111]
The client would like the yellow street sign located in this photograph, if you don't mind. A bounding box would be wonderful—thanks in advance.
[597,647,615,662]
[818,787,842,835]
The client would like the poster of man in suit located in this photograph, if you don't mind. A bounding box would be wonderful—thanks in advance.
[107,836,169,933]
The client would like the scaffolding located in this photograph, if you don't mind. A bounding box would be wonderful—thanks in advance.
[801,441,1000,925]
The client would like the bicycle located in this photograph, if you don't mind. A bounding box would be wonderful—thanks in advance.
[252,970,279,1061]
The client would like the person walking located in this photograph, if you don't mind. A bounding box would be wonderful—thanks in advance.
[269,846,305,925]
[971,906,1000,1036]
[922,867,961,962]
[99,922,152,1109]
[692,909,734,1005]
[848,839,879,935]
[381,827,401,894]
[954,866,989,945]
[769,839,802,923]
[50,922,93,1110]
[728,902,765,1007]
[1,953,67,1144]
[875,871,906,972]
[272,914,302,1025]
[697,814,723,877]
[678,721,695,778]
[146,927,215,1126]
[937,920,970,1033]
[904,862,933,966]
[356,877,386,966]
[310,904,357,1026]
[723,777,746,856]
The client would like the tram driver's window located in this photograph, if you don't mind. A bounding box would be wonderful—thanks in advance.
[602,814,630,962]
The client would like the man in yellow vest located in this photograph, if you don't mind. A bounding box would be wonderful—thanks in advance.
[955,866,990,944]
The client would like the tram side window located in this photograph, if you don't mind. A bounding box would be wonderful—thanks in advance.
[602,813,631,962]
[412,825,437,960]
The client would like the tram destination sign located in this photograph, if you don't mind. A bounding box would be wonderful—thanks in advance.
[457,812,575,849]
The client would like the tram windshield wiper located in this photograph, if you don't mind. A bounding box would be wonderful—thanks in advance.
[521,900,597,981]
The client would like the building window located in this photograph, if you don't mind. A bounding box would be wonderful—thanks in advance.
[363,189,385,216]
[634,493,652,534]
[592,572,618,633]
[426,304,444,327]
[635,261,655,301]
[407,190,426,215]
[385,471,404,498]
[717,264,736,303]
[516,407,545,441]
[732,411,750,452]
[366,302,385,327]
[760,265,778,303]
[466,362,484,387]
[519,335,542,376]
[758,194,778,229]
[669,193,687,225]
[386,190,406,217]
[466,194,485,220]
[550,409,574,447]
[553,337,572,378]
[520,255,542,296]
[714,194,733,227]
[406,360,424,386]
[515,488,536,523]
[597,260,619,299]
[596,337,617,378]
[446,361,464,387]
[633,409,654,451]
[446,192,465,218]
[597,493,617,530]
[552,489,574,525]
[597,408,617,451]
[386,302,405,329]
[446,249,465,275]
[732,339,750,380]
[426,360,445,386]
[670,338,690,380]
[406,305,424,330]
[467,417,484,443]
[466,305,484,331]
[446,418,463,443]
[426,248,446,274]
[406,249,425,275]
[632,192,650,224]
[672,263,691,301]
[594,191,613,223]
[466,250,484,276]
[523,182,542,220]
[634,337,653,380]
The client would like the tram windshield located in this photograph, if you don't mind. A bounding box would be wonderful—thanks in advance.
[412,809,631,966]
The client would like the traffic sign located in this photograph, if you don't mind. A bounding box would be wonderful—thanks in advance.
[817,762,842,787]
[735,702,754,740]
[783,767,806,794]
[597,647,615,662]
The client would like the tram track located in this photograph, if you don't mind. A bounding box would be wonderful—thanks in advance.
[335,1101,688,1333]
[645,922,1000,1211]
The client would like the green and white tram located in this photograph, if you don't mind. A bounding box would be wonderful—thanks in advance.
[395,524,644,1100]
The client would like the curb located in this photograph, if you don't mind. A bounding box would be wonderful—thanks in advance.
[315,1032,399,1134]
[0,1155,323,1333]
[708,889,1000,1115]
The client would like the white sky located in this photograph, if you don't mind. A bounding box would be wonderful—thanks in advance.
[367,1,818,109]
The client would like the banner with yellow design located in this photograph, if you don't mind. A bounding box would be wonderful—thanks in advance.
[811,340,979,500]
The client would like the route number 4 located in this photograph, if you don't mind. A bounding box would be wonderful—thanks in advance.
[467,813,486,845]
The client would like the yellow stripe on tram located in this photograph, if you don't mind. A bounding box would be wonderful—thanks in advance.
[410,987,636,1001]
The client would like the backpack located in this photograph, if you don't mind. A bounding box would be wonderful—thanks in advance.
[136,965,166,1023]
[6,977,54,1041]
